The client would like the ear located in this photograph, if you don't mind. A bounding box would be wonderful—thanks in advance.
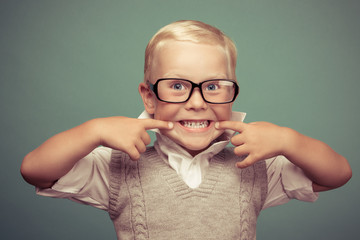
[138,82,156,114]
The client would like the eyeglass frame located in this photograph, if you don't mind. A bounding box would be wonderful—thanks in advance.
[147,78,239,104]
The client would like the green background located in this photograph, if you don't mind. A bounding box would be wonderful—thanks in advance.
[1,0,359,239]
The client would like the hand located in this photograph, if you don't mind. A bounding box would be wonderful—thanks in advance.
[215,121,287,168]
[96,117,173,160]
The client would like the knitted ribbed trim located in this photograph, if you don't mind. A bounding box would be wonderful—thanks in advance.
[108,150,123,220]
[109,150,149,240]
[255,158,268,215]
[234,149,267,240]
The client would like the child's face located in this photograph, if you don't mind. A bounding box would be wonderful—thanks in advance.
[141,40,234,156]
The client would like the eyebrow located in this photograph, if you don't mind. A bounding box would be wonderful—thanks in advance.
[160,73,229,80]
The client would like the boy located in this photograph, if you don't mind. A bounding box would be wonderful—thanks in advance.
[21,20,352,239]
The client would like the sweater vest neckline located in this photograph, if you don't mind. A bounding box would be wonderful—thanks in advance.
[142,147,225,199]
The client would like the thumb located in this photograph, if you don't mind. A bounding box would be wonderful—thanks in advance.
[143,119,173,130]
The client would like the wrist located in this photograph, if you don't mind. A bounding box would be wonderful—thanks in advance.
[279,126,299,158]
[84,118,104,148]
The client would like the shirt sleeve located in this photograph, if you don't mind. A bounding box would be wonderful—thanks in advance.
[36,147,112,211]
[262,155,319,209]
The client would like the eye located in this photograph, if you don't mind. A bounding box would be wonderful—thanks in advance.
[170,82,186,90]
[205,83,219,91]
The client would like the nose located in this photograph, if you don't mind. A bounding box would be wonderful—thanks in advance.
[184,88,208,111]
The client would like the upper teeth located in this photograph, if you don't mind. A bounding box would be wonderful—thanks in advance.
[181,120,209,128]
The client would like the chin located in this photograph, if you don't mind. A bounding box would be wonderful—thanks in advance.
[178,141,212,156]
[181,140,212,152]
[161,128,224,156]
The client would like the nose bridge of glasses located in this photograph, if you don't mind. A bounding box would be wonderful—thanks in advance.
[185,86,208,108]
[186,81,206,101]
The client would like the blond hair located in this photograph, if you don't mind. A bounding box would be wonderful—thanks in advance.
[144,20,237,81]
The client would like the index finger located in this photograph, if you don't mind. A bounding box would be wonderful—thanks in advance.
[215,120,246,132]
[142,118,174,130]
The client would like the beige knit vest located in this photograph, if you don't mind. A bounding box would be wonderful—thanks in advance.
[109,147,267,240]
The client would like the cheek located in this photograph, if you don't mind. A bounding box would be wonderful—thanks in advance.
[212,104,232,120]
[153,102,180,120]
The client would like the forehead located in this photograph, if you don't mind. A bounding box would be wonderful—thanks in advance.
[151,40,231,82]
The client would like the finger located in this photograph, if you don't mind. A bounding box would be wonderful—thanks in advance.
[233,144,250,158]
[127,146,141,161]
[143,119,174,130]
[215,121,246,132]
[236,155,255,169]
[141,132,151,146]
[135,139,147,154]
[230,134,245,146]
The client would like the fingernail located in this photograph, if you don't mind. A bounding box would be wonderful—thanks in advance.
[215,122,219,129]
[168,122,174,129]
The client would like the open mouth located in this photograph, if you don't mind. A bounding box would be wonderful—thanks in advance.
[179,120,210,129]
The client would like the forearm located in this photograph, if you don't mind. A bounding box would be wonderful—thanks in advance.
[21,119,101,188]
[282,127,352,189]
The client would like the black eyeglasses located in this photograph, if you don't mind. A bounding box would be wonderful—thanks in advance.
[148,78,239,104]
